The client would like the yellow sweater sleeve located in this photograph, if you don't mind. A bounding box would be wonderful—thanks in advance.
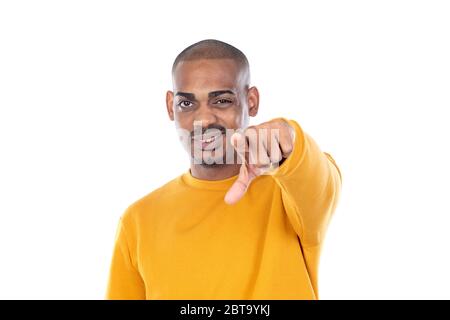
[106,217,146,300]
[269,118,342,248]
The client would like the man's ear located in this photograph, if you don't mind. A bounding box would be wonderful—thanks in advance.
[166,90,174,121]
[247,86,259,117]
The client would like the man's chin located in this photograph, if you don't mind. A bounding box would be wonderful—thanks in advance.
[192,155,227,167]
[199,162,225,168]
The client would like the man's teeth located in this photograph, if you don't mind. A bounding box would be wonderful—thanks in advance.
[204,136,215,143]
[193,134,222,143]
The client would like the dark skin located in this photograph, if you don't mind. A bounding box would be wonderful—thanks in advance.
[166,58,295,204]
[166,58,260,181]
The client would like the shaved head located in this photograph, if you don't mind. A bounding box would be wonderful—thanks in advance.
[166,39,260,171]
[171,39,250,87]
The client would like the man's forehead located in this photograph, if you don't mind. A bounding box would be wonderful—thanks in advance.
[173,59,243,87]
[174,58,240,73]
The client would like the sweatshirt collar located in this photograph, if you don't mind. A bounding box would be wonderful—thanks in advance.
[181,169,239,191]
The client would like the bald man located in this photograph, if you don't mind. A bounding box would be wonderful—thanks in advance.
[106,39,342,300]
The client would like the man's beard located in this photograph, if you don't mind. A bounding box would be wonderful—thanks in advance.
[190,123,229,167]
[192,149,228,167]
[191,137,229,167]
[198,161,226,168]
[176,122,242,167]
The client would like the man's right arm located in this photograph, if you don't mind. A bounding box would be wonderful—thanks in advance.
[106,217,146,300]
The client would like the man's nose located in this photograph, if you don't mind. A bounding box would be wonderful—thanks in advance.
[194,103,217,128]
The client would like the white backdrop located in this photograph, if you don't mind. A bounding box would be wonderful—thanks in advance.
[0,0,449,299]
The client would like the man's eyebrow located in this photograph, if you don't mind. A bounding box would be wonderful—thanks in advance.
[175,92,196,100]
[174,90,235,100]
[208,90,235,98]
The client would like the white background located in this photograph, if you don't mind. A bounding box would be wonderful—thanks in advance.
[1,0,449,299]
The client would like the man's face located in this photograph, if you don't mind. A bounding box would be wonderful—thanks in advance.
[166,58,258,166]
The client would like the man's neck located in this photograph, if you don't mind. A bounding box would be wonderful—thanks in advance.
[190,163,240,181]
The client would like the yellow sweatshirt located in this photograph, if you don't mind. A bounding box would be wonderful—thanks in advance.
[106,119,342,300]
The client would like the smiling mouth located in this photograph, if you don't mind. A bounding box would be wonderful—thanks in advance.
[202,136,217,143]
[193,132,222,142]
[192,133,223,148]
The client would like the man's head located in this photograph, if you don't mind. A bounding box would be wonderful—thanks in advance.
[166,39,259,167]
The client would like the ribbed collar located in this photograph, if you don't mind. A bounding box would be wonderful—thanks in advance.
[181,169,239,191]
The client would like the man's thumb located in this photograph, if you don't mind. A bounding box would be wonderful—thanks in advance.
[224,164,251,205]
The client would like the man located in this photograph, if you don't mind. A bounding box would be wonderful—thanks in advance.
[106,39,342,299]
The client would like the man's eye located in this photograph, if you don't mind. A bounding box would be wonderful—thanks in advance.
[215,99,232,105]
[177,101,194,109]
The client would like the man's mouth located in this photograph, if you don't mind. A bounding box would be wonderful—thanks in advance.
[192,133,223,149]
